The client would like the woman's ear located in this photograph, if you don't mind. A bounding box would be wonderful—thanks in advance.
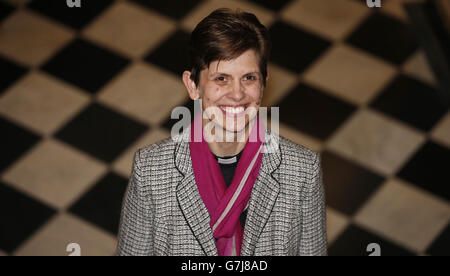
[182,71,200,100]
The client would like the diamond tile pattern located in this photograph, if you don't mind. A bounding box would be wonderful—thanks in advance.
[143,29,191,77]
[28,0,115,29]
[327,108,425,176]
[280,0,369,41]
[346,11,418,65]
[130,0,203,20]
[0,1,14,21]
[0,181,56,254]
[54,103,149,163]
[82,1,177,59]
[0,0,448,256]
[269,20,331,73]
[0,116,40,173]
[328,224,415,256]
[397,141,450,202]
[277,83,356,140]
[248,0,291,11]
[181,0,275,31]
[0,55,27,95]
[426,223,450,256]
[354,178,450,253]
[41,38,130,94]
[98,62,187,125]
[321,150,385,216]
[68,172,128,235]
[0,9,75,67]
[2,139,108,209]
[370,74,449,132]
[0,72,90,135]
[303,44,396,105]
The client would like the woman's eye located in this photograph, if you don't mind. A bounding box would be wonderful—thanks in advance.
[216,76,226,82]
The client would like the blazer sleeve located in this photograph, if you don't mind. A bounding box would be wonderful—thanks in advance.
[116,150,153,256]
[299,152,328,256]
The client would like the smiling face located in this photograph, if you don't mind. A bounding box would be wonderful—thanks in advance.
[183,49,265,138]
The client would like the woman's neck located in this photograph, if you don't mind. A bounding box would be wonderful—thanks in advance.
[203,118,253,157]
[208,140,246,157]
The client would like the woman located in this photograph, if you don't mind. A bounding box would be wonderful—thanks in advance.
[117,8,327,256]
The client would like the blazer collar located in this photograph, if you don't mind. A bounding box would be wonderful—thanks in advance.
[173,125,282,256]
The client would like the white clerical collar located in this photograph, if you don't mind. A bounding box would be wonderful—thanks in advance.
[217,156,237,164]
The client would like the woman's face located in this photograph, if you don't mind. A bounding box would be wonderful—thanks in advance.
[193,49,264,137]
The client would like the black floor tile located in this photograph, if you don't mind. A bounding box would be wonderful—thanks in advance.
[426,222,450,256]
[28,0,114,29]
[130,0,203,20]
[276,83,357,140]
[247,0,293,12]
[0,117,40,173]
[346,12,418,65]
[54,103,149,163]
[144,29,190,78]
[68,172,128,235]
[322,151,385,216]
[0,182,56,253]
[370,75,449,132]
[269,20,331,73]
[41,38,130,94]
[0,1,14,22]
[328,224,416,256]
[0,55,28,96]
[397,141,450,201]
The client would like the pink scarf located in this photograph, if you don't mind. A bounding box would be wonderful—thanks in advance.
[189,112,264,256]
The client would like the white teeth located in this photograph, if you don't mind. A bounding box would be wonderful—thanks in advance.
[221,106,245,114]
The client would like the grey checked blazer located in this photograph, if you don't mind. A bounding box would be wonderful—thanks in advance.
[117,127,327,256]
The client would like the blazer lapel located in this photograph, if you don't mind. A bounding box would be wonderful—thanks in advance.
[174,130,218,256]
[241,130,282,256]
[173,127,281,256]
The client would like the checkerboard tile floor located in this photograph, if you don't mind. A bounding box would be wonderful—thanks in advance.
[0,0,448,256]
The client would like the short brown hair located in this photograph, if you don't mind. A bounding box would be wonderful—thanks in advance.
[188,8,271,87]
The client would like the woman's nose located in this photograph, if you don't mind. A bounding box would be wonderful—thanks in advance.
[228,80,245,101]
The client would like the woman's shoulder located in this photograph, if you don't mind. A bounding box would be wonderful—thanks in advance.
[133,136,177,167]
[140,136,175,154]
